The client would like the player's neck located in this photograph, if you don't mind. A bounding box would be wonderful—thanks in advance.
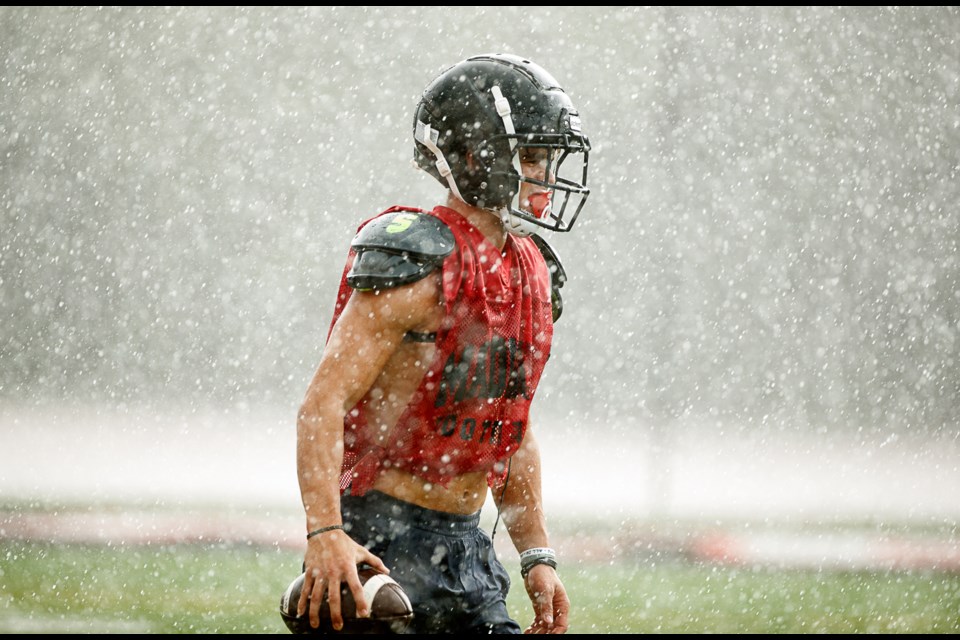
[443,193,508,250]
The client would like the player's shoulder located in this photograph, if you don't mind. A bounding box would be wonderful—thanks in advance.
[353,207,455,258]
[347,207,455,291]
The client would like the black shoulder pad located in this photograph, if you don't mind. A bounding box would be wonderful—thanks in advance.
[530,234,567,322]
[347,210,456,291]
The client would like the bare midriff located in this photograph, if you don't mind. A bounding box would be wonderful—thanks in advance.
[352,288,487,515]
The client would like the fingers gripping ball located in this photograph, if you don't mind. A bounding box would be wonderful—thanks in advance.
[279,566,414,634]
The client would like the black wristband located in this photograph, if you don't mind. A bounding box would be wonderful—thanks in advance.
[520,557,558,578]
[306,524,343,539]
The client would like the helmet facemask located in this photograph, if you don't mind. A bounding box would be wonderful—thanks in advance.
[490,132,590,236]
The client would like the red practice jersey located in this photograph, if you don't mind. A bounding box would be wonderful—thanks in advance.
[329,205,555,495]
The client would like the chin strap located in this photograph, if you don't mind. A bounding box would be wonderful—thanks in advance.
[491,85,541,237]
[498,208,535,237]
[415,120,465,203]
[491,86,513,130]
[491,85,521,172]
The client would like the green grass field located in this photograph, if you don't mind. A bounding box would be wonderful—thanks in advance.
[2,540,958,634]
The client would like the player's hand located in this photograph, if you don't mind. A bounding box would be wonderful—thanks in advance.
[297,529,389,631]
[523,564,569,634]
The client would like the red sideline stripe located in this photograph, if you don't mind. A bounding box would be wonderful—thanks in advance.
[687,532,744,565]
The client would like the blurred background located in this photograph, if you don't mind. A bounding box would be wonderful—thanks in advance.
[2,7,959,522]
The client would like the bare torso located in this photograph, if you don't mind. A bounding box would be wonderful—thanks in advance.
[358,274,490,515]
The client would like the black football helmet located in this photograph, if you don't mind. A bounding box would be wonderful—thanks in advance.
[413,53,590,236]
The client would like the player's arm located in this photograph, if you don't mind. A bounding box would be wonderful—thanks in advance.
[499,428,570,634]
[296,274,439,630]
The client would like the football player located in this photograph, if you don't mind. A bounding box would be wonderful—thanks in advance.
[295,53,590,634]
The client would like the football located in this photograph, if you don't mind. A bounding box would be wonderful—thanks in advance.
[279,565,414,634]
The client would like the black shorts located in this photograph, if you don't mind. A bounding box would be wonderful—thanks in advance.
[341,490,521,635]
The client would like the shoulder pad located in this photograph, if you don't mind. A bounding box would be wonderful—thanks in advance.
[347,211,456,291]
[529,234,567,322]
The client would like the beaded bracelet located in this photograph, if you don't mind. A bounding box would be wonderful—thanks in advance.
[306,524,344,539]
